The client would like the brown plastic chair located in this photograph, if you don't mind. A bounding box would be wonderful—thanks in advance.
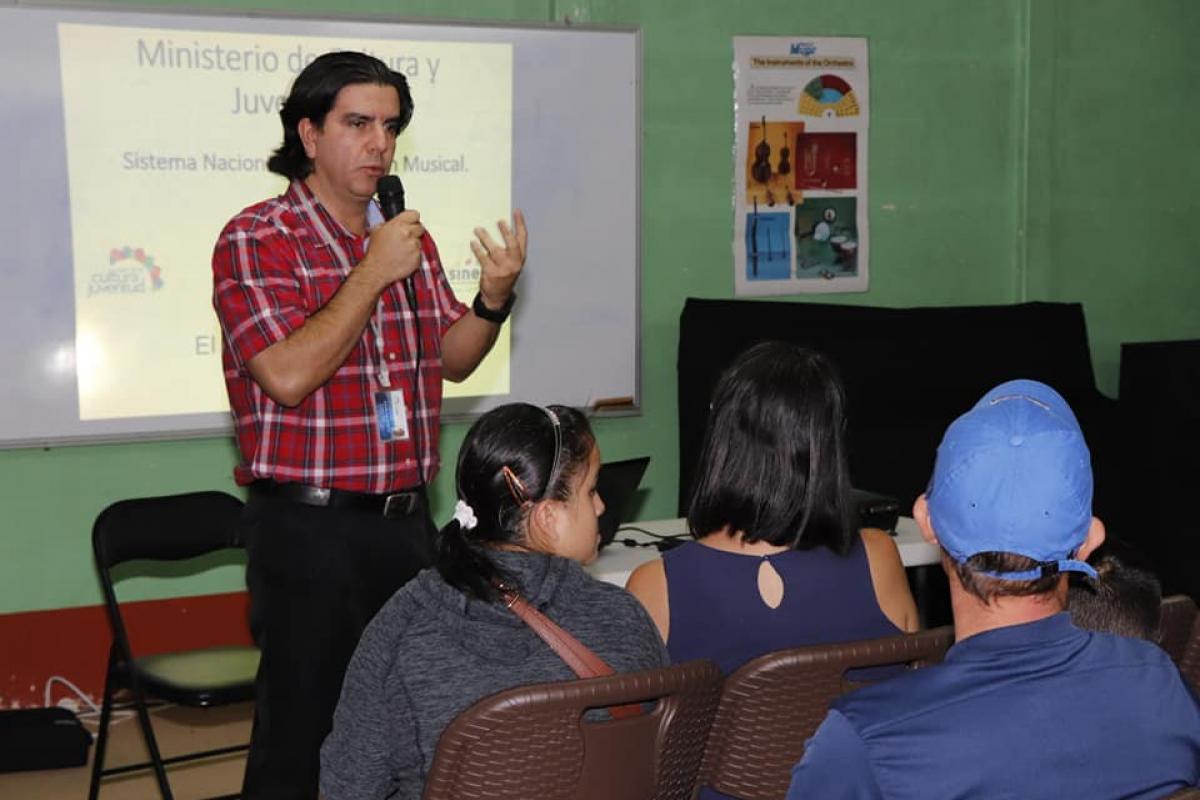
[422,659,722,800]
[88,491,258,800]
[1177,609,1200,696]
[696,627,955,800]
[1159,594,1198,663]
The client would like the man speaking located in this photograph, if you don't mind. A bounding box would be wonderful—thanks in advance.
[211,51,526,798]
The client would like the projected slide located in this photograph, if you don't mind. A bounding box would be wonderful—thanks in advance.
[57,24,512,421]
[1,5,638,447]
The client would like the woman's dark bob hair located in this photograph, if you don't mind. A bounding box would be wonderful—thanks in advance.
[267,51,415,181]
[687,341,854,554]
[434,403,595,601]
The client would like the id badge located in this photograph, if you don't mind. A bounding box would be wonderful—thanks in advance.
[374,389,411,442]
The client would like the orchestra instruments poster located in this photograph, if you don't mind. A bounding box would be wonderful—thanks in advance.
[733,36,869,296]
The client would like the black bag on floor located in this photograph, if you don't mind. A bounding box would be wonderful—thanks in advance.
[0,707,92,772]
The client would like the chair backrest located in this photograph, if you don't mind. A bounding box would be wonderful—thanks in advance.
[698,627,955,800]
[92,491,246,655]
[93,491,246,570]
[1159,594,1198,663]
[1163,788,1200,799]
[1177,609,1200,696]
[422,659,722,800]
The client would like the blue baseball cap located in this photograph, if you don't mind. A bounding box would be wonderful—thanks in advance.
[927,379,1097,580]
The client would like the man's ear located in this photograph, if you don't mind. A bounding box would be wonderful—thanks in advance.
[913,494,940,547]
[298,118,319,159]
[1077,516,1106,562]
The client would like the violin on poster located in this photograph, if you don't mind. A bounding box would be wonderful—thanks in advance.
[777,131,791,176]
[751,115,772,185]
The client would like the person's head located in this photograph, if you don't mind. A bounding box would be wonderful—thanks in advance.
[267,51,414,191]
[1069,555,1163,641]
[435,403,603,602]
[914,379,1106,604]
[687,341,854,553]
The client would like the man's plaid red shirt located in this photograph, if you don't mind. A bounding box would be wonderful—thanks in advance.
[212,181,467,493]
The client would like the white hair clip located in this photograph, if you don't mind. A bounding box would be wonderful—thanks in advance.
[453,499,478,531]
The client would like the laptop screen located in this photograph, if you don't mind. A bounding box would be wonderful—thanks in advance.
[595,456,650,548]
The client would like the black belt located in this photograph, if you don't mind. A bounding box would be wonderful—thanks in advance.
[251,479,425,518]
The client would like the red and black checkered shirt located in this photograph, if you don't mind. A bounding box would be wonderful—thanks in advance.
[212,181,468,493]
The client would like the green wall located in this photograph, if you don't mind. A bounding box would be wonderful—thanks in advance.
[1025,0,1200,395]
[2,0,1196,614]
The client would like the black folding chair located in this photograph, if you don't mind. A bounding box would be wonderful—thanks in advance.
[88,491,258,800]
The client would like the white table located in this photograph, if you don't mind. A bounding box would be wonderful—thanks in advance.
[585,517,940,587]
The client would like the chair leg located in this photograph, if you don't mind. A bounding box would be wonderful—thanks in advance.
[87,649,118,800]
[127,674,175,800]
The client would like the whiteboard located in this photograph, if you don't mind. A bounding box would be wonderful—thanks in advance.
[0,2,640,447]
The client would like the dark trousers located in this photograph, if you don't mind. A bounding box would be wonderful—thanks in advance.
[239,490,435,800]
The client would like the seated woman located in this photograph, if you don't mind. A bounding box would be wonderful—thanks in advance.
[320,403,667,799]
[627,341,918,676]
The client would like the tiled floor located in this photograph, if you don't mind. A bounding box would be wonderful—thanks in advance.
[0,701,252,799]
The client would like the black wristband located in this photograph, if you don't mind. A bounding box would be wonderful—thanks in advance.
[472,291,515,324]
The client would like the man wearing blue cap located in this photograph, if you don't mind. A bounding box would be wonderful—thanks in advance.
[786,379,1200,799]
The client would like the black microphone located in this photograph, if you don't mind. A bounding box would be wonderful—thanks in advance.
[376,175,417,312]
[377,174,405,220]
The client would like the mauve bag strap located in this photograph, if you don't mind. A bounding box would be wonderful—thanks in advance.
[502,590,642,719]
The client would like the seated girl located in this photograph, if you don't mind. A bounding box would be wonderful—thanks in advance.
[320,403,667,799]
[627,341,918,676]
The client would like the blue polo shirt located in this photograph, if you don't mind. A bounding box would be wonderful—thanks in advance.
[787,613,1200,799]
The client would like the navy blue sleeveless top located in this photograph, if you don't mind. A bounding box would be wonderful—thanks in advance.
[663,535,902,675]
[665,536,905,800]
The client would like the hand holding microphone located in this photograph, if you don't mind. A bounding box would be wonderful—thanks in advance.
[363,175,424,304]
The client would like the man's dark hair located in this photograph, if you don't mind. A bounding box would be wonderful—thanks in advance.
[951,551,1063,603]
[1068,555,1163,641]
[687,341,855,553]
[267,51,414,181]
